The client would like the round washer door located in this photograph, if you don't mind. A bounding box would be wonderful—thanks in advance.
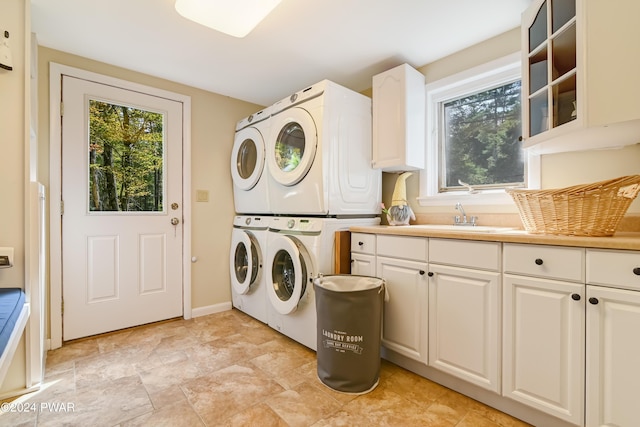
[230,230,261,295]
[266,235,312,314]
[231,126,266,191]
[268,108,317,186]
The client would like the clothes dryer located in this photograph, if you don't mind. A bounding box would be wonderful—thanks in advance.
[266,80,381,216]
[264,216,380,350]
[229,215,270,323]
[231,106,271,214]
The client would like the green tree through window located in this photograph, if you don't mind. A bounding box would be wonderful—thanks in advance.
[442,80,523,190]
[89,100,164,211]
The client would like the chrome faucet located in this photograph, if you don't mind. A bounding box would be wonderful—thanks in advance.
[454,202,477,226]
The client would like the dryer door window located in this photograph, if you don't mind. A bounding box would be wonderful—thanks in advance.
[230,231,261,295]
[269,108,317,186]
[267,236,311,314]
[231,127,265,190]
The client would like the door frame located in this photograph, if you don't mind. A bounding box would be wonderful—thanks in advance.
[48,63,192,349]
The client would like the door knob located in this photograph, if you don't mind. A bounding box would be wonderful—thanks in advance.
[170,218,180,225]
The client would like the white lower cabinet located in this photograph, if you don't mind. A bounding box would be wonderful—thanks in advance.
[349,233,640,427]
[428,264,501,392]
[351,253,376,276]
[376,235,428,363]
[428,239,501,392]
[350,233,376,276]
[502,275,585,425]
[585,248,640,427]
[503,243,585,425]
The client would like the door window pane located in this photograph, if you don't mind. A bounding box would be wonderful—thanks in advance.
[271,249,307,302]
[553,74,577,127]
[551,23,576,80]
[275,122,305,172]
[234,240,258,284]
[234,243,249,283]
[529,47,548,95]
[237,139,258,179]
[552,0,575,33]
[529,0,547,52]
[529,91,549,137]
[89,100,164,212]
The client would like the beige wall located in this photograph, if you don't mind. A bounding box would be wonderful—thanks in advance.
[37,48,263,313]
[388,27,640,217]
[0,0,28,396]
[0,0,26,289]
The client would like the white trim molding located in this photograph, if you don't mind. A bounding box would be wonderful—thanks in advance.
[418,52,540,208]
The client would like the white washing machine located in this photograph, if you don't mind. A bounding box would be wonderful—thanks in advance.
[266,80,381,216]
[265,216,380,350]
[231,106,272,214]
[229,215,270,323]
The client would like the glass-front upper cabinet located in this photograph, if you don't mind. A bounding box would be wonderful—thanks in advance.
[524,0,576,139]
[521,0,640,154]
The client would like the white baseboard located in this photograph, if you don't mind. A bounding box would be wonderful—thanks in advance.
[191,302,232,318]
[0,384,41,401]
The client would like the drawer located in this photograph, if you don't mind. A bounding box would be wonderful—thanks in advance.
[504,243,584,282]
[429,238,500,271]
[376,235,427,262]
[351,233,376,255]
[587,249,640,291]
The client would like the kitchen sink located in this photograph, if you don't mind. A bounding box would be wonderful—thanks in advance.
[409,224,517,233]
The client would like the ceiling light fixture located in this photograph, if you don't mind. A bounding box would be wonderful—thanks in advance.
[175,0,282,38]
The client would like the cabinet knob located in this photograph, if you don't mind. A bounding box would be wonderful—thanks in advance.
[427,271,433,277]
[633,267,640,276]
[589,297,599,305]
[571,293,581,301]
[419,270,426,275]
[534,258,543,265]
[358,241,364,246]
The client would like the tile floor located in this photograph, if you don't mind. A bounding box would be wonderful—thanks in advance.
[1,309,532,426]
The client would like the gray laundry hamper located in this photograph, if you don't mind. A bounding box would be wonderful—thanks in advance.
[313,274,385,394]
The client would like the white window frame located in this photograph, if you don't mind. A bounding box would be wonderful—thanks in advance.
[418,52,540,207]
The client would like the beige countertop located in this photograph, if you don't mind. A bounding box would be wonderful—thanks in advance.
[349,225,640,250]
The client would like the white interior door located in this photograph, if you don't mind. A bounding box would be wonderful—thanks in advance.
[62,75,183,341]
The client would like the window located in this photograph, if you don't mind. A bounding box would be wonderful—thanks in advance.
[441,80,523,190]
[419,53,540,206]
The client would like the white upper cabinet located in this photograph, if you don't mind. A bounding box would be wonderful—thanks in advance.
[521,0,640,154]
[372,64,425,171]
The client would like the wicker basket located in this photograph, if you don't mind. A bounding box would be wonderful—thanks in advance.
[506,175,640,236]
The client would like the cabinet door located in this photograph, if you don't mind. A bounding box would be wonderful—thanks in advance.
[371,64,425,172]
[586,286,640,427]
[428,264,501,392]
[377,256,428,363]
[521,0,640,153]
[503,275,584,426]
[522,0,577,140]
[351,253,376,277]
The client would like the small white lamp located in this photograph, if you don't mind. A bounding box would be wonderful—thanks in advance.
[175,0,282,38]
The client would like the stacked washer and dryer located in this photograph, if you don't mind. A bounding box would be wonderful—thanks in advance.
[230,106,272,324]
[230,80,381,350]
